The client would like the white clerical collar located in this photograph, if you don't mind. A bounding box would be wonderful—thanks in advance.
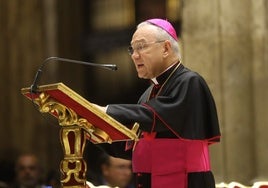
[151,77,159,85]
[151,62,178,85]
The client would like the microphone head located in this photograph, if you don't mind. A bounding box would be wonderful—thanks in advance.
[111,65,118,71]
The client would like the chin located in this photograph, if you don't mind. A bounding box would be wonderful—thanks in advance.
[137,73,144,79]
[138,75,149,79]
[137,72,148,79]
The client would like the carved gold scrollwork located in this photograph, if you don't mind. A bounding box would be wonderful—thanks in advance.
[34,92,112,143]
[59,126,87,186]
[78,118,112,143]
[77,118,94,134]
[21,84,138,188]
[61,127,85,157]
[61,159,86,183]
[35,92,78,126]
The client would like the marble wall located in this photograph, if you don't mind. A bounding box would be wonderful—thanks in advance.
[182,0,268,184]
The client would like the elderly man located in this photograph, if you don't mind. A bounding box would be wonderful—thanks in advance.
[12,153,46,188]
[96,18,221,188]
[99,154,134,188]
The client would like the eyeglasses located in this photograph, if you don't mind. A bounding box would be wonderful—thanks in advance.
[128,40,165,55]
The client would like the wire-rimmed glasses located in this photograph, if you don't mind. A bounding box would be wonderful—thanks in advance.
[128,40,165,55]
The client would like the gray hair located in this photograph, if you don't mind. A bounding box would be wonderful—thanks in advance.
[137,21,180,58]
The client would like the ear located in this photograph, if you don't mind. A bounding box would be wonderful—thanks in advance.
[163,40,171,57]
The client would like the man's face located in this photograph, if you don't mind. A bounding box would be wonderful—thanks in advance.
[102,156,132,188]
[130,25,166,79]
[16,155,41,188]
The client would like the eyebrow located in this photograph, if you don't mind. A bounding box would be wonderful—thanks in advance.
[130,39,146,45]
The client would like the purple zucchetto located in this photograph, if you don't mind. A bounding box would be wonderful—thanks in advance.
[146,18,178,41]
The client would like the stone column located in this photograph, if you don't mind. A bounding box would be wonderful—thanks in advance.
[219,0,256,183]
[182,0,257,184]
[182,0,225,182]
[251,0,268,180]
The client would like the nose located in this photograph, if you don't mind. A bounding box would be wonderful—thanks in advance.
[131,50,140,59]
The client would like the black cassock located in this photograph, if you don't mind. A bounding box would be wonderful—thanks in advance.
[99,63,221,188]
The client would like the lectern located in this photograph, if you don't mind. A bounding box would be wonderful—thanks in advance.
[21,83,139,188]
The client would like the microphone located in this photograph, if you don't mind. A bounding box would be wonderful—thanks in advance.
[30,56,118,93]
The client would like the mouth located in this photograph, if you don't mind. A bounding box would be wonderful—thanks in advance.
[136,64,144,69]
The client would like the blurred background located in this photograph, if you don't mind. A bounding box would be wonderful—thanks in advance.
[0,0,267,186]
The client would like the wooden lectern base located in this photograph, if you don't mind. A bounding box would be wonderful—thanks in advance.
[60,126,87,187]
[21,83,139,188]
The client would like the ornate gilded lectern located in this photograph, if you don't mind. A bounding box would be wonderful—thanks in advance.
[21,83,139,188]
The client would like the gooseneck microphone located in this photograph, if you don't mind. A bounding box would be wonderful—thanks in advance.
[30,56,118,93]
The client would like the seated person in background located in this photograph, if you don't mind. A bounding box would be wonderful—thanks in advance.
[12,153,46,188]
[98,153,134,188]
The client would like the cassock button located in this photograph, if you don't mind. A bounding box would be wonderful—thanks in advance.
[137,183,143,188]
[137,173,142,177]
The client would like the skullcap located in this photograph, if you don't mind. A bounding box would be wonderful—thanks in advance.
[146,18,178,40]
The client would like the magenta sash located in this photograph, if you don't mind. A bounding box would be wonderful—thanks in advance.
[132,138,211,188]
